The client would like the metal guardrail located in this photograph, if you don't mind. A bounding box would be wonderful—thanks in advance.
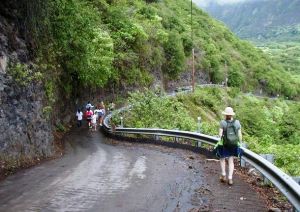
[103,115,300,210]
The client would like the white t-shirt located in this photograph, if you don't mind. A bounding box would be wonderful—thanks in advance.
[91,114,97,124]
[76,112,83,120]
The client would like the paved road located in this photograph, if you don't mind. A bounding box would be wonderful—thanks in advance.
[0,128,267,211]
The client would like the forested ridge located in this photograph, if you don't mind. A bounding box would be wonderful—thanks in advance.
[9,0,300,104]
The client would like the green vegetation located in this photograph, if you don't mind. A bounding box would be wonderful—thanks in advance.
[8,63,43,86]
[122,90,195,130]
[257,42,300,75]
[116,88,300,176]
[21,0,300,101]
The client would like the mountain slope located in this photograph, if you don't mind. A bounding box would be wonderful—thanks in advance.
[203,0,300,41]
[27,0,300,99]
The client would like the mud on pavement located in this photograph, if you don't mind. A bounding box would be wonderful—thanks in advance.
[0,128,268,212]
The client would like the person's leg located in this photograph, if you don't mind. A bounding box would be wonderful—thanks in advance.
[220,158,226,182]
[100,116,103,126]
[99,116,102,125]
[228,156,234,185]
[228,156,234,179]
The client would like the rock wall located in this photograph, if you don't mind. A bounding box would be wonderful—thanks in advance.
[0,3,53,169]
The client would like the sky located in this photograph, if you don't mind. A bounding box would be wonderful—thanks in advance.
[192,0,253,7]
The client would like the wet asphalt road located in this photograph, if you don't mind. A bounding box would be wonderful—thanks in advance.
[0,128,209,212]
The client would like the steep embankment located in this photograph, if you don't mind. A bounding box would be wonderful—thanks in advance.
[0,1,54,174]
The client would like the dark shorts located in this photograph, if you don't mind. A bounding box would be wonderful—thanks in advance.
[214,145,243,158]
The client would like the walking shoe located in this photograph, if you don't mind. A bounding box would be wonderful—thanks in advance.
[219,175,227,183]
[228,179,233,185]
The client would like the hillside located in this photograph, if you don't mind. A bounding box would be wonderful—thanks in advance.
[20,0,299,99]
[202,0,300,41]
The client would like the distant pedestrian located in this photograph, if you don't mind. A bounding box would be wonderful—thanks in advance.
[214,107,243,185]
[76,109,83,127]
[94,106,101,122]
[98,101,106,126]
[85,107,94,129]
[91,112,98,131]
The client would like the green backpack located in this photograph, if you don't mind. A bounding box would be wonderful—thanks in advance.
[223,120,239,147]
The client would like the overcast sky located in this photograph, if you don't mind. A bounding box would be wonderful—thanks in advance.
[193,0,253,7]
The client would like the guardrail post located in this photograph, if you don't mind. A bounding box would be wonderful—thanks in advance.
[120,117,123,128]
[197,117,201,133]
[174,128,179,143]
[260,154,274,185]
[196,140,202,147]
[196,117,202,147]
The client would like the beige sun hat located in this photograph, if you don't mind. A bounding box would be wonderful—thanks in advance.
[222,107,235,116]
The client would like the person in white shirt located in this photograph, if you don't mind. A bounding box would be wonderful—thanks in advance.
[94,107,101,122]
[91,112,98,131]
[76,109,83,127]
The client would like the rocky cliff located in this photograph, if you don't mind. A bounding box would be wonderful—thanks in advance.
[0,1,54,173]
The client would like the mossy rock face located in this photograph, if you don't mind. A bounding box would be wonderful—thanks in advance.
[0,10,54,173]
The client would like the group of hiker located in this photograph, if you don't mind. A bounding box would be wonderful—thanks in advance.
[75,100,115,131]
